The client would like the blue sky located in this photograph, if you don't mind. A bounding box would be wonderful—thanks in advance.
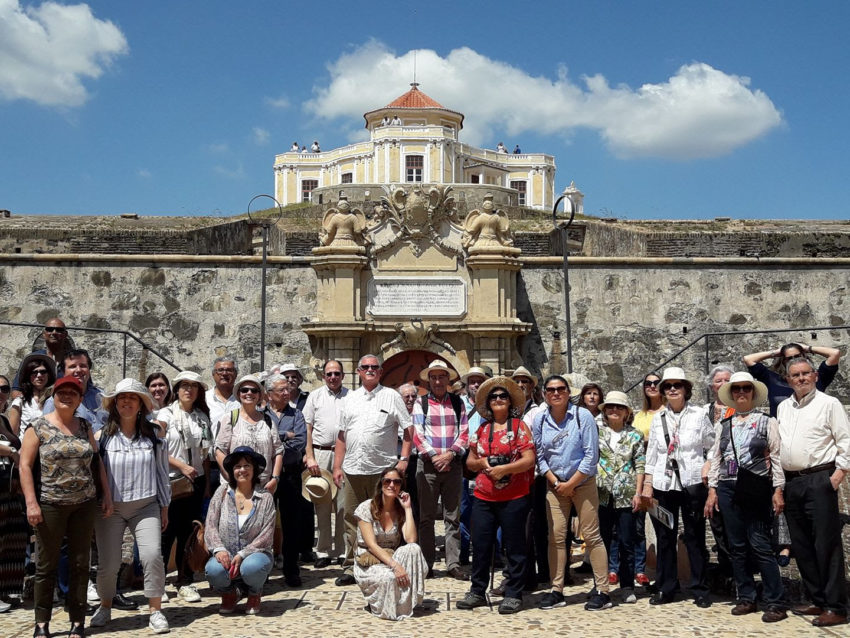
[1,0,848,220]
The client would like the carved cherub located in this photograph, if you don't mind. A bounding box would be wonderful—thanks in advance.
[319,196,368,247]
[462,193,513,248]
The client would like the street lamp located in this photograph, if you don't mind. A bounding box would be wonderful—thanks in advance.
[551,182,584,374]
[246,194,284,371]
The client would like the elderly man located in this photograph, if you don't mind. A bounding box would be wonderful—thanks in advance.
[333,355,411,585]
[303,360,348,569]
[778,357,850,627]
[513,366,540,418]
[398,383,420,524]
[458,366,490,566]
[264,374,307,586]
[12,318,72,395]
[43,349,107,430]
[205,357,239,438]
[279,363,309,410]
[412,360,469,580]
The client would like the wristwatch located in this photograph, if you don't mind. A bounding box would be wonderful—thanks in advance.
[398,456,409,462]
[553,479,560,489]
[272,475,280,481]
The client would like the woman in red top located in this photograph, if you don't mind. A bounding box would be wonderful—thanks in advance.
[456,376,535,615]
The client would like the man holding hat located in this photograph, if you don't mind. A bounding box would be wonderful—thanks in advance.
[411,360,469,580]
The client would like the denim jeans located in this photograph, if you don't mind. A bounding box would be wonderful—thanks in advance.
[205,552,272,595]
[598,502,637,589]
[470,494,531,599]
[609,511,648,575]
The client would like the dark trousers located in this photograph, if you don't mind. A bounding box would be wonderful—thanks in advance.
[34,499,98,624]
[707,506,734,578]
[784,469,848,614]
[523,475,550,586]
[274,463,304,578]
[599,502,637,589]
[716,481,783,606]
[470,494,531,599]
[652,485,709,598]
[406,454,420,529]
[161,476,204,585]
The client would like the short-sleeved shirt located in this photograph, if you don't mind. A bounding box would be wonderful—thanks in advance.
[302,385,349,447]
[31,416,96,505]
[470,419,534,502]
[339,385,411,476]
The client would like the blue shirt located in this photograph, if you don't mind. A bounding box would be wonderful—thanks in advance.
[461,395,484,432]
[532,403,598,482]
[264,405,306,466]
[43,383,107,431]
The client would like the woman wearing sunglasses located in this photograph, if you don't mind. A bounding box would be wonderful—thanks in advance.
[8,354,56,434]
[352,466,426,620]
[456,376,535,614]
[641,367,715,608]
[704,372,786,622]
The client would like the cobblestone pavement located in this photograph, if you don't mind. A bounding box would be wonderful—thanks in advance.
[2,561,847,638]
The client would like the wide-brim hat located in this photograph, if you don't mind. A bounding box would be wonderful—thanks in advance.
[511,366,538,387]
[223,445,267,477]
[461,366,491,383]
[301,468,337,503]
[660,367,692,388]
[718,371,769,409]
[172,370,209,392]
[599,390,633,417]
[53,375,83,395]
[419,360,459,382]
[234,374,263,397]
[102,378,154,413]
[17,353,57,386]
[278,363,303,380]
[475,376,526,415]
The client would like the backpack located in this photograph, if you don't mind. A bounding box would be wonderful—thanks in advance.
[231,408,273,428]
[420,393,476,480]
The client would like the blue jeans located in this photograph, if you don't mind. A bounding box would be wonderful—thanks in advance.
[609,510,647,575]
[470,494,531,599]
[205,553,272,595]
[598,503,637,589]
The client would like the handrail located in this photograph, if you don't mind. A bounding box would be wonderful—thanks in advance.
[1,321,182,378]
[625,324,850,394]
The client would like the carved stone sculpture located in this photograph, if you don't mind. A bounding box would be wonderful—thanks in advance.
[462,193,513,251]
[318,196,368,249]
[379,320,456,354]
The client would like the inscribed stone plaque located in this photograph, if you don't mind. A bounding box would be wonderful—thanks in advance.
[366,277,466,317]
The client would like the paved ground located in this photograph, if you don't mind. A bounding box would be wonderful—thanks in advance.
[2,560,847,638]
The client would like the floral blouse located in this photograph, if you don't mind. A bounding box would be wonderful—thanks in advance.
[31,416,96,505]
[469,419,534,502]
[596,424,645,509]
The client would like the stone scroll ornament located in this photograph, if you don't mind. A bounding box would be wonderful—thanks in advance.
[379,320,457,355]
[318,195,369,249]
[367,185,464,257]
[461,193,514,252]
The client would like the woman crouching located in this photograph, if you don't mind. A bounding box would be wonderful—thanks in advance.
[204,446,275,614]
[353,466,426,620]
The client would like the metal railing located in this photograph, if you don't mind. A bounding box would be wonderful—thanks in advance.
[626,324,850,394]
[1,321,182,378]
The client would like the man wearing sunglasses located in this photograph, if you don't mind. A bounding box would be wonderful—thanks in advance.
[11,318,71,396]
[333,355,411,586]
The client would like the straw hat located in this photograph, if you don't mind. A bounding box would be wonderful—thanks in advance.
[172,370,208,392]
[475,376,526,415]
[419,360,459,382]
[599,390,633,418]
[301,468,337,503]
[717,371,768,409]
[234,374,263,396]
[461,366,491,382]
[102,378,154,413]
[511,366,538,386]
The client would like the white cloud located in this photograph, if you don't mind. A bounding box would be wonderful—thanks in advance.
[305,41,782,160]
[136,168,151,178]
[264,94,290,109]
[0,0,128,107]
[252,126,270,145]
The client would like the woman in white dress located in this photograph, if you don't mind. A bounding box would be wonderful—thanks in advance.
[353,466,426,620]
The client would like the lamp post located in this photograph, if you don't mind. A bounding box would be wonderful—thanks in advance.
[551,182,584,374]
[246,194,284,371]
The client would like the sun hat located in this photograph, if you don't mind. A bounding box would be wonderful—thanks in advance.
[461,366,491,383]
[102,378,154,413]
[717,371,768,409]
[659,367,692,389]
[17,353,57,387]
[234,374,263,397]
[419,360,459,382]
[599,390,633,417]
[301,468,338,503]
[53,375,83,395]
[172,370,208,392]
[511,366,538,387]
[223,445,267,477]
[475,376,526,415]
[279,363,303,379]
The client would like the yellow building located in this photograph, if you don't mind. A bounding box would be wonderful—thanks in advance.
[273,84,556,210]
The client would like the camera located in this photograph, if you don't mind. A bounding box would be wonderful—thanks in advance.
[488,455,511,485]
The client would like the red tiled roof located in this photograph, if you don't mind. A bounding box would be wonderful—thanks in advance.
[385,84,445,109]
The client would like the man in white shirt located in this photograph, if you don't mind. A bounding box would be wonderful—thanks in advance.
[205,357,239,439]
[332,354,411,585]
[777,357,849,627]
[303,360,348,569]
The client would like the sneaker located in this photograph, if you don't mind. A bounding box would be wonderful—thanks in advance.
[178,585,201,603]
[245,595,261,615]
[498,597,523,614]
[455,592,488,609]
[161,590,169,602]
[608,572,619,585]
[148,610,170,634]
[585,592,612,611]
[538,591,566,610]
[87,581,100,604]
[0,600,10,614]
[90,605,112,627]
[219,592,238,615]
[621,588,637,604]
[635,573,650,586]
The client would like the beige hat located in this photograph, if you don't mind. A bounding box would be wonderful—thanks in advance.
[599,390,633,417]
[511,366,538,386]
[461,366,491,382]
[717,371,768,409]
[278,363,303,380]
[419,360,459,382]
[234,374,263,397]
[301,468,337,503]
[102,378,154,413]
[475,376,526,415]
[172,370,209,392]
[660,367,692,388]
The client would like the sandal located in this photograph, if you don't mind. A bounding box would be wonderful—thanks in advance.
[67,624,84,638]
[33,623,51,638]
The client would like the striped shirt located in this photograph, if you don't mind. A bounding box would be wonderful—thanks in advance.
[412,393,468,458]
[101,429,172,507]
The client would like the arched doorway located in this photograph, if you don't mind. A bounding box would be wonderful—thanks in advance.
[381,350,458,390]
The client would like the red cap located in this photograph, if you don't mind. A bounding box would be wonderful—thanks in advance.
[53,375,84,395]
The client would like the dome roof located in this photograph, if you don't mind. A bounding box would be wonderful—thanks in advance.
[363,83,464,128]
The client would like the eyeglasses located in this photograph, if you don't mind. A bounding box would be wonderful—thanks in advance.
[44,326,66,333]
[643,380,660,388]
[31,369,49,377]
[489,392,510,401]
[213,368,235,375]
[0,385,10,393]
[662,382,685,392]
[382,478,402,487]
[544,386,569,395]
[359,364,380,371]
[325,371,343,377]
[730,384,753,393]
[239,387,261,395]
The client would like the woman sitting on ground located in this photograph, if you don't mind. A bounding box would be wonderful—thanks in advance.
[353,466,426,620]
[205,446,275,615]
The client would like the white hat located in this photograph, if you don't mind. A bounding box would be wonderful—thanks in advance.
[461,366,491,382]
[278,363,303,379]
[419,360,459,382]
[301,468,337,503]
[234,374,263,397]
[511,366,538,386]
[599,390,633,417]
[172,370,208,392]
[102,378,154,413]
[717,371,769,409]
[660,367,692,388]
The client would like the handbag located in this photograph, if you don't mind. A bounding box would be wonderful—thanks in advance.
[184,520,210,572]
[727,418,774,508]
[170,475,194,500]
[355,549,382,568]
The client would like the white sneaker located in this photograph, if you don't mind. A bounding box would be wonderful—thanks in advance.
[148,610,170,634]
[161,590,169,602]
[90,605,112,627]
[87,581,100,604]
[178,585,201,603]
[622,589,637,604]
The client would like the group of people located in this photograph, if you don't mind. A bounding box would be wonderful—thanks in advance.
[1,320,848,633]
[495,142,522,154]
[289,141,321,153]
